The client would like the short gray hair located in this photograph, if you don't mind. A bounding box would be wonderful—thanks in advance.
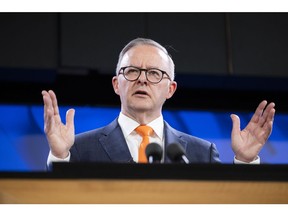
[116,38,175,80]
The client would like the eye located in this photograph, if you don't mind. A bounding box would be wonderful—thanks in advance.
[147,69,161,78]
[128,68,138,73]
[125,68,139,75]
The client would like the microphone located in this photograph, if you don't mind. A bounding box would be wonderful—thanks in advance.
[166,143,190,164]
[145,142,163,163]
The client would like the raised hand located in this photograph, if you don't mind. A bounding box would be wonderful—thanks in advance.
[42,90,75,159]
[230,100,275,163]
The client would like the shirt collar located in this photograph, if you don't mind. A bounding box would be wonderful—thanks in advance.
[118,112,164,140]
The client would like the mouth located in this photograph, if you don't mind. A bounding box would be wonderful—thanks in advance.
[133,90,149,97]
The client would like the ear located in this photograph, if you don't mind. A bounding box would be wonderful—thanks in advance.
[166,81,177,99]
[112,76,120,95]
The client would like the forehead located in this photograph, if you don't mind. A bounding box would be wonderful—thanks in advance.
[120,45,170,68]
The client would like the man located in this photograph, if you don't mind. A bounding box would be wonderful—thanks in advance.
[42,38,276,166]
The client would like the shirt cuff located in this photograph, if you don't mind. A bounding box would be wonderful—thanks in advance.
[234,155,260,164]
[47,151,70,168]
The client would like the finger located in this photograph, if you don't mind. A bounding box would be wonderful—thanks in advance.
[42,90,51,110]
[44,106,56,134]
[48,90,60,116]
[66,109,75,132]
[42,90,53,123]
[268,105,276,122]
[250,100,268,124]
[258,102,275,127]
[262,107,276,131]
[42,91,54,133]
[43,105,55,135]
[230,114,241,136]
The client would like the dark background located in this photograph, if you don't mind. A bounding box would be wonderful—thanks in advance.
[0,12,287,112]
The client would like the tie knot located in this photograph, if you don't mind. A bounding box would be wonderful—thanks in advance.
[135,125,154,137]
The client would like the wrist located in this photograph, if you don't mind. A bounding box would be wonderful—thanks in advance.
[51,150,69,159]
[234,155,260,164]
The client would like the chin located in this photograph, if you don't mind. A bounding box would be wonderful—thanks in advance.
[130,103,153,112]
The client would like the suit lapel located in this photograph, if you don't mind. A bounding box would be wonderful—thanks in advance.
[164,121,188,163]
[99,119,134,163]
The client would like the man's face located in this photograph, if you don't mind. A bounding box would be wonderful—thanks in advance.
[112,45,177,118]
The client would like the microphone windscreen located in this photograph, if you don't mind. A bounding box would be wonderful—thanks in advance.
[166,143,186,161]
[145,142,163,161]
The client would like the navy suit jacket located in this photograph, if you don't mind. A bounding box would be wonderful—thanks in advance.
[70,118,221,163]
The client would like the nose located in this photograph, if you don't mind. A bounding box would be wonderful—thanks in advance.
[137,70,148,84]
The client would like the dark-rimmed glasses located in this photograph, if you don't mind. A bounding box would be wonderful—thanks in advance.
[118,66,171,84]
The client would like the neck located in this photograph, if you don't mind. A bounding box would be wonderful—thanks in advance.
[122,110,161,125]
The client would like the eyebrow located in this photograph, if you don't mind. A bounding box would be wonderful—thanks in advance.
[128,65,164,70]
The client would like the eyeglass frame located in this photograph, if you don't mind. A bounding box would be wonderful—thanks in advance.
[118,66,172,84]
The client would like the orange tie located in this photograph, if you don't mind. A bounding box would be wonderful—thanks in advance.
[135,125,154,163]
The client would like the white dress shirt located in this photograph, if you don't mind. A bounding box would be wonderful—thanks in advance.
[118,112,164,162]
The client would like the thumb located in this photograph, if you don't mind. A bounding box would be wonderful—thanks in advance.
[230,114,240,135]
[66,108,75,130]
